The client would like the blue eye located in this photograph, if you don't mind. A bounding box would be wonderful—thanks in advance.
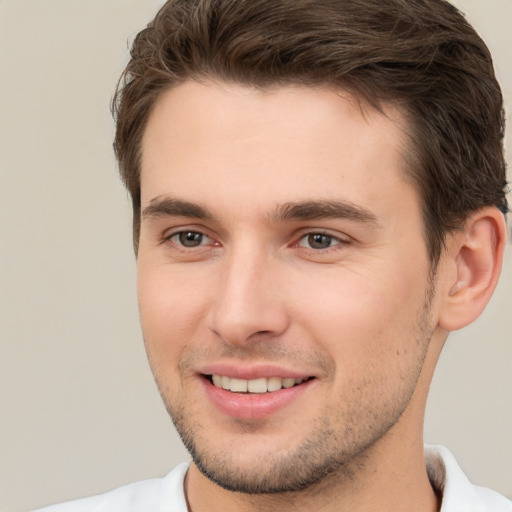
[299,233,341,249]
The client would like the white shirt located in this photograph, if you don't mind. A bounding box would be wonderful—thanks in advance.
[34,445,511,512]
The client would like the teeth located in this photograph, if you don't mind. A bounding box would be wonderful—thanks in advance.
[247,378,267,393]
[267,376,283,392]
[211,375,307,394]
[229,378,248,392]
[282,378,296,389]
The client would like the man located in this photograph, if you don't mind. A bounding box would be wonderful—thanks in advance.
[36,0,510,510]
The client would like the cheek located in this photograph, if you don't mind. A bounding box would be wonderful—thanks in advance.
[136,261,211,366]
[291,265,427,367]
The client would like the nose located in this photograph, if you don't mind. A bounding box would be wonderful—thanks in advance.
[208,247,290,346]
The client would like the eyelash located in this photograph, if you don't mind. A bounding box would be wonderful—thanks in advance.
[296,232,348,250]
[163,229,349,252]
[164,230,215,249]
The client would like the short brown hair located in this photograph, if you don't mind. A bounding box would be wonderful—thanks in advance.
[112,0,508,263]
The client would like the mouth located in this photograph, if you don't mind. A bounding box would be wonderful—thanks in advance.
[206,375,314,394]
[200,371,317,419]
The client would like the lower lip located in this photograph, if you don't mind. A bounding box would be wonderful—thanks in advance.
[201,378,314,420]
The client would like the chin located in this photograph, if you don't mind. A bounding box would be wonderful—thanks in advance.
[169,400,392,495]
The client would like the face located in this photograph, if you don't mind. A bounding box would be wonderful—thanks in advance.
[138,81,440,493]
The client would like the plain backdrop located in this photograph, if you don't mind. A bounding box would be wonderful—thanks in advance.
[0,0,510,510]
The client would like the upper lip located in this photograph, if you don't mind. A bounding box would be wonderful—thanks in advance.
[198,362,316,381]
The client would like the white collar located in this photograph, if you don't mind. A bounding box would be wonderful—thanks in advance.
[425,445,511,512]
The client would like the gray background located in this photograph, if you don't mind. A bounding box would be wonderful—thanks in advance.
[0,1,510,510]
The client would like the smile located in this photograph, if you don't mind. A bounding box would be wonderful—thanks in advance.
[201,372,316,419]
[210,375,308,394]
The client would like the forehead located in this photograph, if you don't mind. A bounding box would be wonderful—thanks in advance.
[140,80,416,222]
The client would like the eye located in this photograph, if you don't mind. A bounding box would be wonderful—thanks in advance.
[169,230,212,248]
[298,233,343,250]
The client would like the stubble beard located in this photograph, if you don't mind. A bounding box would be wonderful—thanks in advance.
[170,400,377,494]
[154,280,436,495]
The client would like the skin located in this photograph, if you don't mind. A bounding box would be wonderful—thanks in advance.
[136,81,504,512]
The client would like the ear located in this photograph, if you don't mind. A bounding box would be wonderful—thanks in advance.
[437,206,507,332]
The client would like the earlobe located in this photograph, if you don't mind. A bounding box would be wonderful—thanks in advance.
[438,207,507,332]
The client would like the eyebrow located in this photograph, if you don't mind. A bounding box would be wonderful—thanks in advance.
[142,196,379,227]
[271,200,379,226]
[142,197,214,220]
